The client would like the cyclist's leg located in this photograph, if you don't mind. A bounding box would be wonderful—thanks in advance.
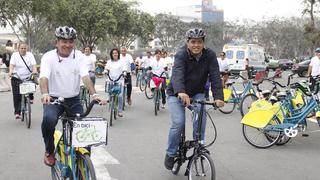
[166,95,186,157]
[65,96,84,114]
[126,73,132,102]
[192,93,207,141]
[41,104,64,155]
[161,80,166,106]
[11,77,21,115]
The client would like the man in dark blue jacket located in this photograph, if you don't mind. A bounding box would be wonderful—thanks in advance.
[164,28,224,170]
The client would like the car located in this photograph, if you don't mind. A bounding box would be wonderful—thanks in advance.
[292,59,310,77]
[266,59,279,71]
[278,59,293,70]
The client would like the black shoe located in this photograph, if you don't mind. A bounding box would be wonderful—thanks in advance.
[164,154,174,170]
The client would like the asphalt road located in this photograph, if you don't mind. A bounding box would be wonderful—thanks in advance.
[0,71,320,180]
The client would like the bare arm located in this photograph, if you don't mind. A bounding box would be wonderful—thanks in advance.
[307,65,312,77]
[40,77,51,104]
[32,65,38,74]
[8,64,14,76]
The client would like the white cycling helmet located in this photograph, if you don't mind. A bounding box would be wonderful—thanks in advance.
[55,26,77,39]
[186,28,206,39]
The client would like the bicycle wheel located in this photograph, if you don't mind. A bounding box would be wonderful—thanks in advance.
[239,93,258,117]
[145,81,154,99]
[204,112,217,148]
[109,96,114,126]
[242,116,281,148]
[25,96,31,128]
[114,95,118,120]
[188,153,215,180]
[21,95,25,122]
[76,153,97,180]
[154,90,158,116]
[122,86,126,110]
[266,133,291,146]
[139,78,146,92]
[135,73,140,87]
[218,94,236,114]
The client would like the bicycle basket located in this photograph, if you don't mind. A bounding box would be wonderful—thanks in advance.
[105,82,122,94]
[71,117,108,147]
[19,81,36,94]
[151,77,164,88]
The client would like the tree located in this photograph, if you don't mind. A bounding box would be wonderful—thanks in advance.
[155,13,187,51]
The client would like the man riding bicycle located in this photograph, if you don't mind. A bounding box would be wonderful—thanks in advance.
[164,28,224,170]
[39,26,106,167]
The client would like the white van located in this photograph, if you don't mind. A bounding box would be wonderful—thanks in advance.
[222,44,267,74]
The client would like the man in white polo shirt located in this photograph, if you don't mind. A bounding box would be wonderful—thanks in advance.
[39,26,105,166]
[120,47,134,105]
[308,47,320,91]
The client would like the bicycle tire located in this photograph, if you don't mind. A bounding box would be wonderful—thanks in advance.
[266,133,291,146]
[76,153,97,180]
[204,112,217,148]
[122,86,126,110]
[188,152,215,180]
[135,73,140,87]
[139,78,146,92]
[25,96,31,128]
[242,116,281,148]
[239,93,258,117]
[154,90,158,116]
[109,96,114,126]
[218,94,236,114]
[145,81,154,99]
[114,95,118,120]
[21,95,25,122]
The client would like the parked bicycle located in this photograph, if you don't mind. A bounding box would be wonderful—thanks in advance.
[51,98,108,180]
[105,72,125,126]
[241,75,320,148]
[171,99,217,180]
[13,73,37,128]
[220,74,258,116]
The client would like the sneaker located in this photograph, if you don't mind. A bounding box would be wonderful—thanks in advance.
[161,104,165,109]
[30,100,34,104]
[164,154,174,170]
[118,113,123,117]
[15,114,21,119]
[127,98,132,105]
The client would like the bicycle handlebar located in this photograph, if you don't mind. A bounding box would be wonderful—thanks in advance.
[152,71,168,78]
[51,97,99,118]
[105,71,125,82]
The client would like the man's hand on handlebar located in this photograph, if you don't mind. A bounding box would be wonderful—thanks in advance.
[214,99,224,107]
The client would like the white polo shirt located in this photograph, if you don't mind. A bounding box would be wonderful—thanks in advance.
[10,52,36,80]
[40,49,88,98]
[142,56,153,68]
[105,59,127,84]
[218,58,229,72]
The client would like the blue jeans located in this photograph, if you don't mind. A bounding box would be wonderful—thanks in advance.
[108,86,124,113]
[166,93,207,157]
[41,96,83,154]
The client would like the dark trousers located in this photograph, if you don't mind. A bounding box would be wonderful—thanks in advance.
[11,77,34,114]
[310,76,316,92]
[41,96,83,154]
[125,73,132,99]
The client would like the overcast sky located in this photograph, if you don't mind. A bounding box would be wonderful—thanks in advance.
[137,0,305,21]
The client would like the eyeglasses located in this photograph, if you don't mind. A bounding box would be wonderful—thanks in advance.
[220,54,225,57]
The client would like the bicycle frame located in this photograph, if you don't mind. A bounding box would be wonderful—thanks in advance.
[228,80,256,104]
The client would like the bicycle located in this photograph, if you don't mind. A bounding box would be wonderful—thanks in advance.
[171,99,217,180]
[241,76,320,148]
[105,72,124,126]
[219,74,258,116]
[51,98,108,180]
[13,73,37,128]
[150,71,167,116]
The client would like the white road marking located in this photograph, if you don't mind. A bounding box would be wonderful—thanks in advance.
[91,146,119,180]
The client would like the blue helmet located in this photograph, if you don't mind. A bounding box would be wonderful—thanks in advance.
[315,47,320,53]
